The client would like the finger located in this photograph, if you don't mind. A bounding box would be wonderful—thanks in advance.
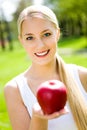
[33,103,44,117]
[41,106,69,119]
[58,106,69,115]
[33,103,69,120]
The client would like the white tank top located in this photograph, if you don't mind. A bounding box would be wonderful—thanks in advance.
[14,64,87,130]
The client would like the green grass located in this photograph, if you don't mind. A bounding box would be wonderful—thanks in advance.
[0,37,87,130]
[59,36,87,50]
[0,48,31,87]
[0,112,11,130]
[62,54,87,67]
[0,42,31,130]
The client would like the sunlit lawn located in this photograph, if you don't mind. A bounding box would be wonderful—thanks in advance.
[0,37,87,130]
[0,43,31,130]
[63,54,87,67]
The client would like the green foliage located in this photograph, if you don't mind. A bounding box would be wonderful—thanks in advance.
[44,0,87,37]
[45,0,87,17]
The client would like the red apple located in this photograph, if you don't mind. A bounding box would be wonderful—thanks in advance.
[36,80,67,114]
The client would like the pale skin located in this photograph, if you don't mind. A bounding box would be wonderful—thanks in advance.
[4,16,87,130]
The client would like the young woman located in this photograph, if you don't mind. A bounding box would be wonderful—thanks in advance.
[4,5,87,130]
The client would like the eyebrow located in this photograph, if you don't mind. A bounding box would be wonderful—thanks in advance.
[41,29,51,33]
[23,29,51,36]
[24,33,33,36]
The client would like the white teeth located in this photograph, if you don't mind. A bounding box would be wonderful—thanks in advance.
[36,50,48,56]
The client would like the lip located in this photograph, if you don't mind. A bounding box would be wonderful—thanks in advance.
[35,49,50,57]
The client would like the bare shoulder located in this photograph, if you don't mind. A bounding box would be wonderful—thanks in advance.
[4,79,23,116]
[77,65,87,92]
[4,79,20,101]
[4,79,30,130]
[77,65,87,78]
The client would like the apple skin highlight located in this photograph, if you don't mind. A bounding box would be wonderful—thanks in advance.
[36,80,67,114]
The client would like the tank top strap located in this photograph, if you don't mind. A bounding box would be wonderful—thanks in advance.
[14,74,37,117]
[68,64,87,99]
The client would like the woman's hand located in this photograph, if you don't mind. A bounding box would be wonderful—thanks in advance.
[33,102,69,120]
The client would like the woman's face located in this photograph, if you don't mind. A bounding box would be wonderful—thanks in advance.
[19,17,60,65]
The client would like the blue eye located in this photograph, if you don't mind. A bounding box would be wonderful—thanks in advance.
[44,33,51,37]
[26,36,33,40]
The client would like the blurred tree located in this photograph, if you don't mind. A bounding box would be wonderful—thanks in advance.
[0,7,5,50]
[0,7,13,51]
[44,0,87,38]
[0,0,33,51]
[4,20,13,50]
[0,20,5,50]
[13,0,32,38]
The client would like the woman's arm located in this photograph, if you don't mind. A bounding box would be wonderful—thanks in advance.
[78,66,87,92]
[29,103,68,130]
[4,80,48,130]
[4,80,31,130]
[29,112,48,130]
[4,80,68,130]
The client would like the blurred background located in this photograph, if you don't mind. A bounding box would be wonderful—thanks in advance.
[0,0,87,129]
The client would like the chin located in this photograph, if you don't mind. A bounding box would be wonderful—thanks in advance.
[36,57,55,66]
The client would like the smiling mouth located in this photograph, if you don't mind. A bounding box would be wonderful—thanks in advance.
[35,49,50,57]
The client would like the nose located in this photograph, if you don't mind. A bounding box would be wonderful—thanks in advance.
[36,39,45,49]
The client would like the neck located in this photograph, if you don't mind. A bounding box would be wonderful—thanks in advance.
[27,57,58,81]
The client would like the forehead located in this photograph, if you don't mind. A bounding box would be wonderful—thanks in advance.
[21,17,55,34]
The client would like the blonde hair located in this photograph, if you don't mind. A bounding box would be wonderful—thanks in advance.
[17,5,87,129]
[57,55,87,130]
[17,5,59,35]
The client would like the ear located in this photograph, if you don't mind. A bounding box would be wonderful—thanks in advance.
[18,35,23,44]
[56,28,60,42]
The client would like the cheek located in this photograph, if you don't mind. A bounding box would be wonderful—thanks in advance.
[19,38,36,58]
[51,38,57,54]
[22,43,34,56]
[45,38,57,58]
[26,47,34,55]
[47,37,57,49]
